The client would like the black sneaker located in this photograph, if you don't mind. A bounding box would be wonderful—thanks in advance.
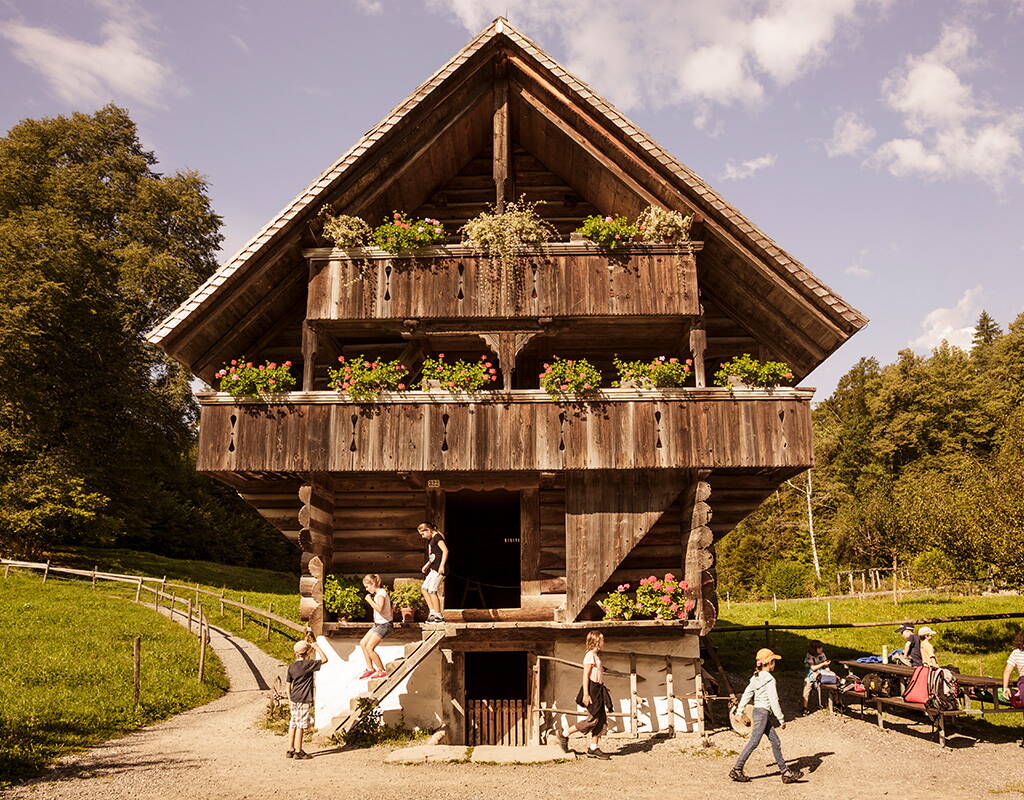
[586,748,611,760]
[781,768,804,783]
[729,768,751,782]
[555,733,569,752]
[294,750,313,760]
[286,750,294,759]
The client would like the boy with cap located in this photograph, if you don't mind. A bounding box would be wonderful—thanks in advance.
[918,626,939,667]
[287,639,328,759]
[729,648,804,784]
[895,623,923,667]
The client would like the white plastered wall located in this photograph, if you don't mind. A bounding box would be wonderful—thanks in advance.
[313,634,442,734]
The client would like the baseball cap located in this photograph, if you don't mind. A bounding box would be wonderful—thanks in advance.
[755,647,782,665]
[918,626,936,636]
[293,640,312,656]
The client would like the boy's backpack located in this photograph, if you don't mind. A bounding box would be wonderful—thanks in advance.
[862,672,892,697]
[903,665,930,704]
[925,667,959,712]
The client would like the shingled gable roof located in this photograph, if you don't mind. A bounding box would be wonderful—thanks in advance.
[148,17,865,366]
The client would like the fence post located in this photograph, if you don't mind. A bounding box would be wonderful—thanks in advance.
[629,653,638,738]
[764,620,770,645]
[187,598,193,633]
[171,594,177,620]
[726,591,730,610]
[133,636,141,706]
[892,558,899,606]
[135,577,143,602]
[195,584,200,606]
[42,559,51,583]
[531,659,542,745]
[773,593,777,611]
[827,601,832,626]
[161,576,167,596]
[219,589,225,616]
[3,563,10,579]
[848,573,854,595]
[199,614,208,683]
[154,584,160,611]
[92,566,97,590]
[266,604,272,641]
[240,596,245,629]
[695,661,707,743]
[665,656,675,736]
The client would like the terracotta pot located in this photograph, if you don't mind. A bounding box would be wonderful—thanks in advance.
[400,607,415,623]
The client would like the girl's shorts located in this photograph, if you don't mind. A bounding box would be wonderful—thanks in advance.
[372,621,393,638]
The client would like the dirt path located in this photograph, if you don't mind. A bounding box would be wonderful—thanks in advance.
[8,622,1023,800]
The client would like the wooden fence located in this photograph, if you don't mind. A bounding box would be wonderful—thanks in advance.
[467,699,528,746]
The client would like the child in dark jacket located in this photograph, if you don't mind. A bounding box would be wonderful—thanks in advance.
[286,639,328,759]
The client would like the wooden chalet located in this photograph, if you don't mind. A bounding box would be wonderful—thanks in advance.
[149,19,865,744]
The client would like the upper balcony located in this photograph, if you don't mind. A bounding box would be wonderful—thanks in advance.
[303,242,702,322]
[195,387,813,476]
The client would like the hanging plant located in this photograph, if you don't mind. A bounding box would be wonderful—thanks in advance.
[460,198,556,307]
[419,354,498,392]
[318,207,372,248]
[372,211,446,253]
[612,355,692,388]
[539,357,602,399]
[635,205,693,245]
[327,355,408,401]
[574,214,640,250]
[713,354,794,389]
[215,358,295,398]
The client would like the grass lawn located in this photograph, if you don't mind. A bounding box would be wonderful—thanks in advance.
[48,547,303,662]
[0,572,228,786]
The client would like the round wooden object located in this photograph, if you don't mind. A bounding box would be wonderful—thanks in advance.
[729,706,752,736]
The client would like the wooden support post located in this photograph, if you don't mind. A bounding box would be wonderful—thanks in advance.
[892,557,899,605]
[135,578,143,602]
[849,573,855,595]
[876,700,884,730]
[665,656,675,736]
[199,615,208,682]
[154,585,160,611]
[695,662,706,742]
[827,600,832,626]
[773,593,778,611]
[861,572,867,595]
[531,657,542,745]
[187,598,193,633]
[133,636,141,706]
[298,478,335,636]
[161,576,167,595]
[726,591,730,610]
[171,594,177,619]
[301,319,319,392]
[629,653,639,738]
[92,566,97,590]
[939,714,946,747]
[42,559,50,583]
[688,324,707,388]
[3,563,9,579]
[220,589,225,616]
[493,55,509,211]
[195,584,200,605]
[764,620,770,645]
[683,471,714,634]
[240,596,245,629]
[266,604,272,641]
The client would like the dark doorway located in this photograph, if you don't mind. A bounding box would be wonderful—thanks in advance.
[444,489,520,608]
[464,651,529,746]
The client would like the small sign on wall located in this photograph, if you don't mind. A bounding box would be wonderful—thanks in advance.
[427,479,441,489]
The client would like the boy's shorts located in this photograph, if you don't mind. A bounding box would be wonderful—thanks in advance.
[289,700,313,730]
[422,569,442,594]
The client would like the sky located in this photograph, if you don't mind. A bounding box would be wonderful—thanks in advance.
[1,0,1022,396]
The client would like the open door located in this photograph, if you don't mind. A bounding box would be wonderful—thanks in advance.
[445,489,521,609]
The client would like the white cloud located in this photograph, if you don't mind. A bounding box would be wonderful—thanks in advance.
[844,247,873,278]
[722,153,776,180]
[428,0,883,124]
[908,285,983,352]
[228,33,249,53]
[826,111,876,157]
[871,24,1024,187]
[355,0,383,13]
[0,0,177,109]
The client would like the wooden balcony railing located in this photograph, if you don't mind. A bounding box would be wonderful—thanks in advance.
[303,242,701,321]
[196,388,813,474]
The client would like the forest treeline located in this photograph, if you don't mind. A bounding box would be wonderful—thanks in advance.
[0,106,294,568]
[718,311,1024,598]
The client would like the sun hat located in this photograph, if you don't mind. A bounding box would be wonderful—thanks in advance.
[755,647,782,665]
[293,640,312,656]
[918,626,936,637]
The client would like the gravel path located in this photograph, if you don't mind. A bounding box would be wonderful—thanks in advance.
[8,622,1023,800]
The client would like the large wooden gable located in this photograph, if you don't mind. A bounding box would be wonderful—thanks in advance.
[147,18,865,381]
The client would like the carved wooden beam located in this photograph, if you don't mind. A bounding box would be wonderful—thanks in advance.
[683,471,715,633]
[478,331,538,388]
[493,55,510,212]
[298,477,334,636]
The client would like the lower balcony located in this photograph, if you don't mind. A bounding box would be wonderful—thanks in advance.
[196,388,814,474]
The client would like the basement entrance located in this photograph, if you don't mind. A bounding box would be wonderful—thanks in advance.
[444,489,520,609]
[464,651,529,745]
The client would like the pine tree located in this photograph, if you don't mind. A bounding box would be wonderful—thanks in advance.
[972,310,1001,349]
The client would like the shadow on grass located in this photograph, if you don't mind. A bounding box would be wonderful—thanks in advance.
[941,622,1021,654]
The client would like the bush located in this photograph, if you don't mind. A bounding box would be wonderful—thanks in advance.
[911,549,956,587]
[574,214,639,249]
[539,357,602,399]
[323,574,366,620]
[762,561,812,599]
[713,353,794,388]
[636,205,693,244]
[215,358,295,397]
[372,211,446,253]
[390,582,426,611]
[318,208,372,248]
[327,355,408,400]
[419,354,497,392]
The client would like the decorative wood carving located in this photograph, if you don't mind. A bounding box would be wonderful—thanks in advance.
[478,331,538,388]
[298,478,334,635]
[682,471,716,634]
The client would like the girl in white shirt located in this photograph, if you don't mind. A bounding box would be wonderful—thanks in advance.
[557,631,612,759]
[359,574,393,680]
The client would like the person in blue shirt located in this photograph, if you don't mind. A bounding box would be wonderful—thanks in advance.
[730,648,805,784]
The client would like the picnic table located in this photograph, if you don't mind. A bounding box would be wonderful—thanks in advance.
[826,660,1024,747]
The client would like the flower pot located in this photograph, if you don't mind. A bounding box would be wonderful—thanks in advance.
[400,607,415,623]
[618,379,653,390]
[726,374,752,389]
[422,379,443,391]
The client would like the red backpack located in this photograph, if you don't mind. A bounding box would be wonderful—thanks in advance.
[903,665,930,704]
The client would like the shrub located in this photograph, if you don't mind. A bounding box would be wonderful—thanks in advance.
[323,574,366,620]
[539,357,602,399]
[419,354,498,392]
[635,573,695,620]
[327,355,408,401]
[911,549,956,587]
[612,355,692,388]
[597,583,636,620]
[713,353,794,388]
[574,214,639,250]
[372,211,446,253]
[762,561,811,599]
[636,205,693,244]
[390,583,427,611]
[318,208,372,248]
[215,358,295,398]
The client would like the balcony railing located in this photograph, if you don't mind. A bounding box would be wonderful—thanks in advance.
[303,242,701,321]
[196,387,813,474]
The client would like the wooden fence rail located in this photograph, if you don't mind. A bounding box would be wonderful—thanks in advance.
[713,611,1024,635]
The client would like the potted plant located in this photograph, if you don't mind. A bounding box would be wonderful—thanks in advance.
[635,205,693,245]
[573,214,639,250]
[597,583,636,621]
[323,574,366,622]
[390,582,427,623]
[612,355,692,389]
[635,573,694,621]
[418,354,498,392]
[327,355,408,400]
[318,207,372,248]
[372,211,446,253]
[713,354,794,389]
[215,358,295,398]
[539,357,602,400]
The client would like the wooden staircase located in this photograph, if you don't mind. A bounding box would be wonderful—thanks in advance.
[325,629,447,739]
